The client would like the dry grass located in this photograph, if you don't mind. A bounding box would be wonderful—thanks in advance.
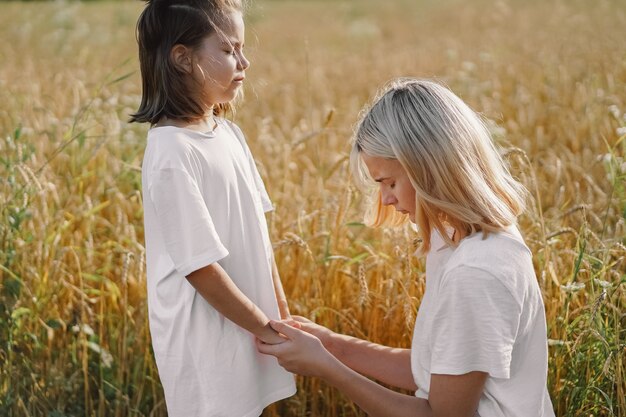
[0,0,624,416]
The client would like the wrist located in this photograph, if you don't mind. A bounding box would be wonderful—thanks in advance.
[319,351,350,383]
[324,330,341,357]
[277,300,290,318]
[252,321,272,338]
[307,341,342,379]
[257,322,289,345]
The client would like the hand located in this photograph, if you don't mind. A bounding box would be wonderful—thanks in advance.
[256,320,336,378]
[256,322,288,345]
[292,315,336,351]
[282,317,302,330]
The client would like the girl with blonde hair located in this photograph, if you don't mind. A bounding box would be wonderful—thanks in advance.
[259,79,555,416]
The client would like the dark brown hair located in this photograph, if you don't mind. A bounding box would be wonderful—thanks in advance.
[129,0,243,125]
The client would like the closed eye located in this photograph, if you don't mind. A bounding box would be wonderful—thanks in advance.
[222,39,244,56]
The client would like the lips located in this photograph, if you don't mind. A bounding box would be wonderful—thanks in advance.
[233,76,245,82]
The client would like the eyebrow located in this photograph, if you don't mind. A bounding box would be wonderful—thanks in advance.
[373,177,390,183]
[221,39,243,47]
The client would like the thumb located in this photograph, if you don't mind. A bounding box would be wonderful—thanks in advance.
[269,320,301,339]
[292,315,309,323]
[282,318,302,330]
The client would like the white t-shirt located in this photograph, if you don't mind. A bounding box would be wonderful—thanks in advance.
[141,118,296,417]
[411,226,555,417]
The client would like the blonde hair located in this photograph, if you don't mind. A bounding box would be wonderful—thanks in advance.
[351,78,527,253]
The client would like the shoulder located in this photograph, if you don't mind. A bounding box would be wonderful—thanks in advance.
[449,226,531,270]
[145,127,200,172]
[217,118,257,160]
[219,118,245,141]
[147,126,197,153]
[442,226,535,301]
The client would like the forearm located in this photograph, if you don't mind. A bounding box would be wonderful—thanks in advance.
[186,263,276,341]
[323,356,431,417]
[330,334,417,390]
[271,257,290,318]
[330,360,486,417]
[259,320,484,417]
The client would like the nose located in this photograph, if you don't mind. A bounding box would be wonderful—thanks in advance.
[380,187,397,206]
[237,50,250,71]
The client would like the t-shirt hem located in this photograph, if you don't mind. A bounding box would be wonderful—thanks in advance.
[240,384,297,417]
[262,201,274,213]
[415,389,428,399]
[176,246,229,277]
[430,364,510,379]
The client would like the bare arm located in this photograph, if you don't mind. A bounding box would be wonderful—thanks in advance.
[271,255,291,319]
[258,320,487,417]
[186,263,285,344]
[324,360,486,417]
[294,316,416,390]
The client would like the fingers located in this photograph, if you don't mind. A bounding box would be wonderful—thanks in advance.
[256,320,302,356]
[269,320,302,339]
[256,338,301,374]
[291,316,322,334]
[292,315,311,323]
[282,318,302,330]
[257,323,330,377]
[256,337,278,355]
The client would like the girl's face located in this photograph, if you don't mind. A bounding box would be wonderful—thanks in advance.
[191,10,250,107]
[361,153,417,222]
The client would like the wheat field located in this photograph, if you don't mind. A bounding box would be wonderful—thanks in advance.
[0,0,624,416]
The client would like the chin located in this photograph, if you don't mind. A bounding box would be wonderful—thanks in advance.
[214,88,240,104]
[220,93,238,103]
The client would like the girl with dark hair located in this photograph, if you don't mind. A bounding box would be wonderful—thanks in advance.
[131,1,296,415]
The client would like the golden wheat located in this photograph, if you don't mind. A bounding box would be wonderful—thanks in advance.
[0,1,624,416]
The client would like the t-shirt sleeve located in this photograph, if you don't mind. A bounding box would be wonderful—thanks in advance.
[148,166,229,277]
[429,266,522,379]
[226,121,274,212]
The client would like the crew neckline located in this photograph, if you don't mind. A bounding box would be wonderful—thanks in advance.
[151,118,222,137]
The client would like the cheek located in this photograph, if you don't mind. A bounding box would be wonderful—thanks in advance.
[402,183,416,209]
[405,188,415,205]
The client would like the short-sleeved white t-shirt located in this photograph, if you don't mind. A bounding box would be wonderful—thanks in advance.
[411,226,555,417]
[141,118,296,417]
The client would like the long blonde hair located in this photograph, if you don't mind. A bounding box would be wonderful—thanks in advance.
[351,78,527,253]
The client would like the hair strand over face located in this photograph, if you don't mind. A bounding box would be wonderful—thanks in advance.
[129,0,244,125]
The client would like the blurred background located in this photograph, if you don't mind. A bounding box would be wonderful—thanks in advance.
[0,0,624,415]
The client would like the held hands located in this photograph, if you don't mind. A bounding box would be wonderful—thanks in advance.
[291,315,336,352]
[256,322,288,345]
[255,317,303,344]
[256,320,336,378]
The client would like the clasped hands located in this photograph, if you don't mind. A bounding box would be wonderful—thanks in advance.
[256,316,337,378]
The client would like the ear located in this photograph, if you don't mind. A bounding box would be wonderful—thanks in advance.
[170,44,193,73]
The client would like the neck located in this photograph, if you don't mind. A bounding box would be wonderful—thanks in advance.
[156,114,217,132]
[440,219,467,244]
[451,227,467,243]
